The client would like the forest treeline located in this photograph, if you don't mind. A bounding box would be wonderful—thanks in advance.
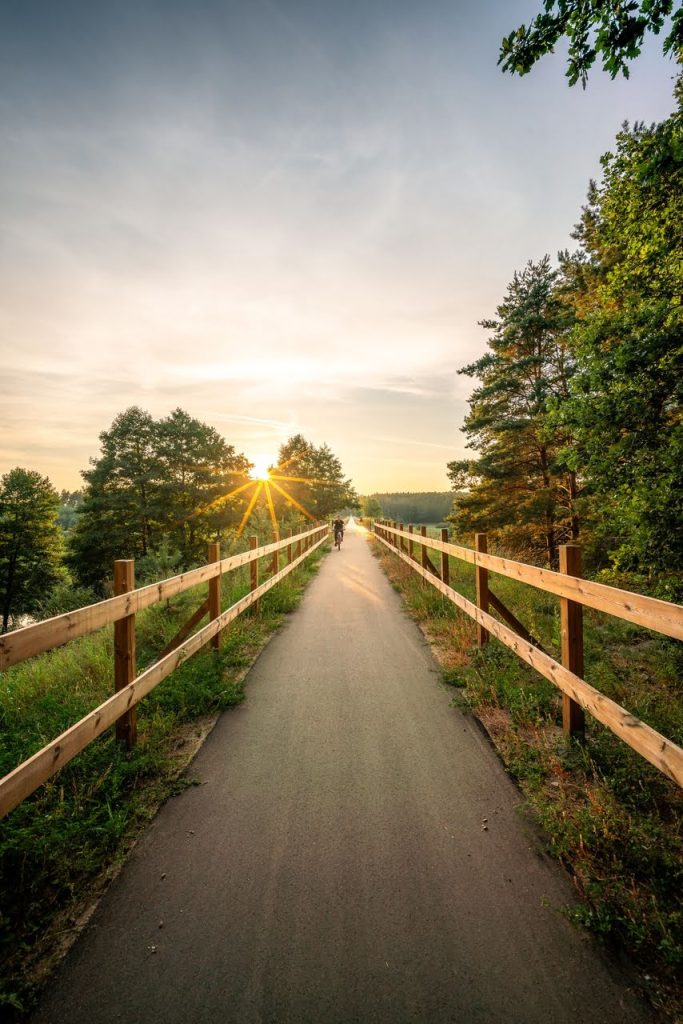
[0,414,357,632]
[448,73,682,593]
[361,492,453,525]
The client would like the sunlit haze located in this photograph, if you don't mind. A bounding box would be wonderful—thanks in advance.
[250,457,272,482]
[1,1,677,494]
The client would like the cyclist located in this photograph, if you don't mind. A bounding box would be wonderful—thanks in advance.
[332,515,345,547]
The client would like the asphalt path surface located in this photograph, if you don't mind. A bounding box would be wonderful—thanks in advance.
[33,519,653,1024]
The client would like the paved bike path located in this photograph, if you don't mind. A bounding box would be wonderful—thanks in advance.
[33,520,652,1024]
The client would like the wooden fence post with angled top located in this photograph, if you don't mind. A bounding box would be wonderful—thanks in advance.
[114,559,137,749]
[208,541,221,651]
[560,544,586,737]
[271,531,279,576]
[475,533,489,647]
[250,536,260,616]
[441,528,450,587]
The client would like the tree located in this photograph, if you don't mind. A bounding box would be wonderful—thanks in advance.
[0,469,63,632]
[155,408,250,562]
[554,77,683,576]
[499,1,683,86]
[68,407,251,590]
[68,407,161,589]
[275,435,358,522]
[448,257,579,567]
[361,495,383,520]
[57,490,83,533]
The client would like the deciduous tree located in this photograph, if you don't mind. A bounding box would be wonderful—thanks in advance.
[500,0,682,87]
[0,469,63,632]
[555,77,683,576]
[275,435,358,522]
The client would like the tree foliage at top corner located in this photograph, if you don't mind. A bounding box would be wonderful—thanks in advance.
[499,1,683,87]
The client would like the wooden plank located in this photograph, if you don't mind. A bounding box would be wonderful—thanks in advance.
[560,545,585,737]
[424,553,441,579]
[155,599,210,661]
[374,532,683,788]
[208,542,221,651]
[0,530,329,819]
[488,591,548,655]
[113,560,136,749]
[0,525,325,670]
[475,534,489,647]
[375,523,683,640]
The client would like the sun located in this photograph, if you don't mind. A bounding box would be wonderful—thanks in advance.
[249,457,272,482]
[182,451,320,552]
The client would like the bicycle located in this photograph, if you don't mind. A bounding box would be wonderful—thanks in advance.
[334,527,343,550]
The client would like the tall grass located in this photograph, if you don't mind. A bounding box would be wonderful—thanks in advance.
[0,544,325,1018]
[371,535,683,1018]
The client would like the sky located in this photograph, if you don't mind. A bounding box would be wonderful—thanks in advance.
[0,0,678,496]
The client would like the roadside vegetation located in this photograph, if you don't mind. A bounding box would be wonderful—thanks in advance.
[371,534,682,1020]
[0,542,326,1019]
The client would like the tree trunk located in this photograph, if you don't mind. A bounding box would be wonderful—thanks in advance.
[1,548,18,633]
[568,471,580,540]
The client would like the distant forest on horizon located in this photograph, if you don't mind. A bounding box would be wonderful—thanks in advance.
[363,492,453,525]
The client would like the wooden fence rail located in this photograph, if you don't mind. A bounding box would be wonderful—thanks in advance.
[373,520,683,789]
[0,525,329,819]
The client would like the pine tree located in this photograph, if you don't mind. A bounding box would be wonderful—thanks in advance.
[448,257,579,566]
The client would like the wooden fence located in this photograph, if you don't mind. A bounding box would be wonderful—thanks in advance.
[373,520,683,789]
[0,524,329,818]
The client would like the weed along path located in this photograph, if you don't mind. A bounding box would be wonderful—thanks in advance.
[32,519,653,1024]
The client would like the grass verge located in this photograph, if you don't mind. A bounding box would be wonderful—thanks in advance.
[370,533,682,1022]
[0,544,326,1019]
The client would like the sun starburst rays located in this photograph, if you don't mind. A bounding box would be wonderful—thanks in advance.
[162,456,323,549]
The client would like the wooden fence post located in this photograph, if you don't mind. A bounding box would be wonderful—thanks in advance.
[408,524,414,560]
[208,541,221,651]
[560,544,585,737]
[114,559,137,749]
[475,533,489,647]
[296,530,302,559]
[393,522,399,549]
[287,528,293,564]
[398,523,405,552]
[441,528,450,587]
[420,526,429,570]
[271,531,279,576]
[250,536,260,616]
